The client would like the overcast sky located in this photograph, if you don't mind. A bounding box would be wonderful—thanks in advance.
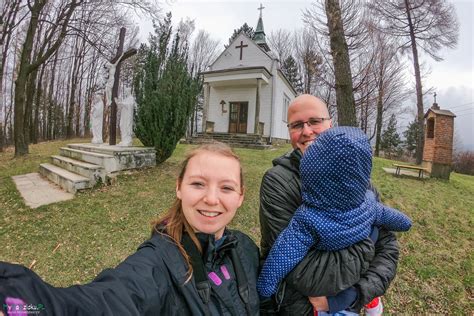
[138,0,474,150]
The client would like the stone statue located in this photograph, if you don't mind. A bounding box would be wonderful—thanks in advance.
[103,54,124,106]
[116,89,135,147]
[104,62,116,107]
[91,93,104,144]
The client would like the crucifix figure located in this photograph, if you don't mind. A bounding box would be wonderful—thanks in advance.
[108,27,137,145]
[235,40,248,60]
[258,3,265,18]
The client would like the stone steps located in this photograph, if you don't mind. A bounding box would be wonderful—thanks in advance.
[37,143,156,195]
[39,163,92,194]
[40,144,156,193]
[51,155,104,184]
[59,147,118,173]
[185,133,271,149]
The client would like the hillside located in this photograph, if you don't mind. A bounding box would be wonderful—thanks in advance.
[0,140,472,314]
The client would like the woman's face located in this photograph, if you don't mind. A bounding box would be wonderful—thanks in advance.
[176,151,244,239]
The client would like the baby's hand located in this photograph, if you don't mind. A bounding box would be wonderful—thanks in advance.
[308,296,329,311]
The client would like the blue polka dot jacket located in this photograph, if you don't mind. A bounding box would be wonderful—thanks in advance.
[257,126,412,297]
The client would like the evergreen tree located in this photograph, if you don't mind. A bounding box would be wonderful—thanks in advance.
[380,113,401,158]
[281,55,304,93]
[403,120,420,158]
[134,13,201,163]
[226,23,255,47]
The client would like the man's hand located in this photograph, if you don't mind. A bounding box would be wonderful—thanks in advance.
[308,296,329,311]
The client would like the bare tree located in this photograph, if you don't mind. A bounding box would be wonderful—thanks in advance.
[303,0,373,125]
[294,29,324,95]
[324,0,357,126]
[267,29,293,62]
[8,0,160,156]
[14,0,81,156]
[0,1,4,152]
[369,0,459,164]
[188,30,220,76]
[1,0,25,151]
[369,31,409,156]
[187,29,220,136]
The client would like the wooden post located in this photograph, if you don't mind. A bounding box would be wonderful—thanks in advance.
[108,28,125,145]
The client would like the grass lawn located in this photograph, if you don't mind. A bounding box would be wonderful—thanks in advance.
[0,139,472,314]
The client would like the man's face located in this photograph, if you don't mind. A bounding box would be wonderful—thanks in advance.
[288,96,332,153]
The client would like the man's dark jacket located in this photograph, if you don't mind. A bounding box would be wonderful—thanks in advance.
[0,230,260,315]
[259,149,399,314]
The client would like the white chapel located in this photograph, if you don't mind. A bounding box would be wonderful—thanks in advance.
[200,5,297,143]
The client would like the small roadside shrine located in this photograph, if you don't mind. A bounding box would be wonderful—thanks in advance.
[422,96,456,179]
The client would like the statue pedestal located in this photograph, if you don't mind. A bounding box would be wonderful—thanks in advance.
[67,143,156,172]
[39,143,156,193]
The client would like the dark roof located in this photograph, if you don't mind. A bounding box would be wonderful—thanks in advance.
[200,66,272,78]
[424,108,456,118]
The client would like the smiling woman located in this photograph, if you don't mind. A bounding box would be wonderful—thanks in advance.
[0,143,260,316]
[176,150,244,239]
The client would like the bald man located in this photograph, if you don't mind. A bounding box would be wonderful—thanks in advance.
[259,95,399,315]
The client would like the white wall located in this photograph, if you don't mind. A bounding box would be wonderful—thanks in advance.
[206,33,295,139]
[208,86,255,133]
[211,34,273,72]
[208,83,274,135]
[271,72,295,139]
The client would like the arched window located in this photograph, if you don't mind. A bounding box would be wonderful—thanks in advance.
[427,117,435,138]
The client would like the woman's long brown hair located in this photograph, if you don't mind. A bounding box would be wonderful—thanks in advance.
[151,142,244,281]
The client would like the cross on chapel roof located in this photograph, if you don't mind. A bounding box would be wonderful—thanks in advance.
[253,3,270,52]
[258,3,265,18]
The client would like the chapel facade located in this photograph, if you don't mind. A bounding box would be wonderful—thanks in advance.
[199,7,297,144]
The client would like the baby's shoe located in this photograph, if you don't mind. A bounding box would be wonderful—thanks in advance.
[364,297,383,316]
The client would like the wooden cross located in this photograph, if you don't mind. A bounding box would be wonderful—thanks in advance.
[258,3,265,18]
[433,92,437,103]
[108,27,137,145]
[235,41,248,60]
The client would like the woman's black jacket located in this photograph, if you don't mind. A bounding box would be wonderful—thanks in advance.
[0,229,260,315]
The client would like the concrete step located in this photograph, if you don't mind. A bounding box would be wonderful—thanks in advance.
[59,147,119,173]
[51,155,104,184]
[68,143,156,155]
[184,138,271,149]
[195,133,266,141]
[39,163,92,194]
[66,144,156,171]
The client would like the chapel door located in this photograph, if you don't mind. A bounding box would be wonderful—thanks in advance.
[229,102,248,133]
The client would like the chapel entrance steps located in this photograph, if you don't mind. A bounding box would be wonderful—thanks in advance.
[183,132,272,149]
[39,143,156,194]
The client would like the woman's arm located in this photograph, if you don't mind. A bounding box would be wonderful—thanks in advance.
[0,239,168,315]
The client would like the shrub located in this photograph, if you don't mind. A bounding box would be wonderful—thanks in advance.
[134,13,201,164]
[453,151,474,175]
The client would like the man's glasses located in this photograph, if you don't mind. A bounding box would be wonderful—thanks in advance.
[287,118,331,132]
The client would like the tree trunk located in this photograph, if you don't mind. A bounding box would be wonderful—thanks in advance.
[374,58,385,157]
[14,1,46,156]
[83,53,99,138]
[14,0,79,156]
[31,65,46,143]
[0,9,3,152]
[67,41,80,138]
[25,69,39,145]
[46,52,59,140]
[325,0,357,126]
[75,61,84,137]
[374,88,384,157]
[404,0,425,164]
